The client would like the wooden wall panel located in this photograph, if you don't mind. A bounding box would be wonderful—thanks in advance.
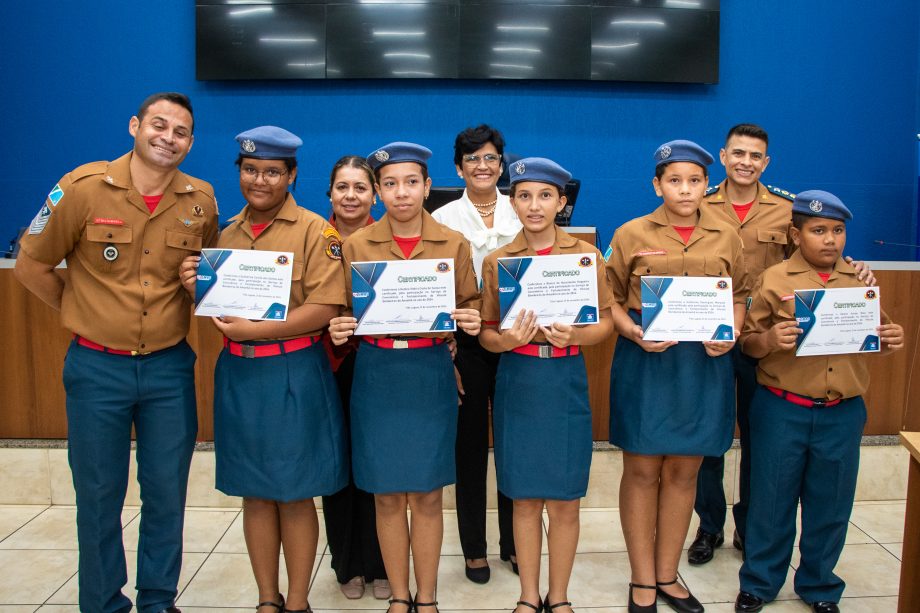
[1,266,918,440]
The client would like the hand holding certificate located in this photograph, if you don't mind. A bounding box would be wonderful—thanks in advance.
[497,253,600,328]
[795,286,881,356]
[640,276,735,342]
[194,248,294,320]
[352,258,457,335]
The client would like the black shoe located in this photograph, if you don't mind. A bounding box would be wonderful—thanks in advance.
[514,599,543,613]
[734,591,764,612]
[543,596,572,612]
[501,552,520,575]
[414,597,439,613]
[687,528,724,565]
[154,608,181,613]
[465,559,491,584]
[810,602,839,613]
[256,595,284,612]
[387,597,413,613]
[732,530,744,552]
[628,583,657,613]
[656,579,702,613]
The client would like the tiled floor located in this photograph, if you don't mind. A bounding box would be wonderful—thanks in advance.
[0,503,904,612]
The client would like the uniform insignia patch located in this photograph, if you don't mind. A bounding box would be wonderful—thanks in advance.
[514,161,526,175]
[105,176,114,183]
[94,217,124,226]
[47,184,64,207]
[657,145,672,160]
[326,240,343,260]
[28,204,52,235]
[767,185,796,201]
[746,296,753,310]
[705,184,721,196]
[322,227,342,241]
[193,205,204,217]
[103,244,119,262]
[809,199,823,213]
[780,294,795,302]
[374,150,390,162]
[178,217,194,227]
[635,249,667,257]
[186,184,194,191]
[242,139,256,153]
[603,245,613,262]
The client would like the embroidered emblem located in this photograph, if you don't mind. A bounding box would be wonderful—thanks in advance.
[242,139,256,153]
[809,199,823,213]
[103,245,119,262]
[192,205,204,217]
[603,245,613,261]
[185,184,194,191]
[47,184,64,207]
[657,145,672,160]
[374,150,390,162]
[326,240,343,260]
[105,176,114,184]
[514,161,525,175]
[28,204,52,235]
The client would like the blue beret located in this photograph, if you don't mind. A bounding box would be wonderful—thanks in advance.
[792,190,853,221]
[235,126,302,159]
[654,139,714,168]
[508,157,572,189]
[367,141,432,171]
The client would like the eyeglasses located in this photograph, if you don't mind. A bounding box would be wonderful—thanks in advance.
[241,166,287,184]
[462,153,501,165]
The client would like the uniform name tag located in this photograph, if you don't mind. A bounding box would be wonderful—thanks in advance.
[634,249,667,257]
[780,294,795,302]
[94,217,124,226]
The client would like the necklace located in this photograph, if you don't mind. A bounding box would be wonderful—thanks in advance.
[470,197,497,217]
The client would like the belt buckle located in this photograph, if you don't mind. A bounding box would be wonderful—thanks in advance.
[392,339,409,350]
[241,344,256,359]
[538,344,553,359]
[811,398,827,408]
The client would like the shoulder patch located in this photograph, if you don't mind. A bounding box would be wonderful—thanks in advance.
[322,226,342,241]
[325,239,343,260]
[47,184,65,207]
[603,245,613,262]
[28,203,52,235]
[767,185,795,201]
[705,184,721,196]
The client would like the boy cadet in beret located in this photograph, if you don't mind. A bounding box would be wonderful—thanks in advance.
[14,92,218,613]
[734,191,904,613]
[691,125,877,566]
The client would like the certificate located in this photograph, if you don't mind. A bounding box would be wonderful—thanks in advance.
[352,258,456,335]
[641,276,735,342]
[497,253,599,329]
[795,286,881,356]
[194,248,294,321]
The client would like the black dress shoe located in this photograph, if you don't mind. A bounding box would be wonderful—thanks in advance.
[732,530,744,552]
[687,528,724,565]
[628,582,657,613]
[811,602,839,613]
[154,608,181,613]
[656,579,703,613]
[500,552,520,575]
[465,559,491,584]
[734,591,764,612]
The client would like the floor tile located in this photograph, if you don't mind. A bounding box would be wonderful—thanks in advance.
[679,546,797,604]
[0,506,137,550]
[177,552,291,608]
[0,449,50,505]
[441,510,507,556]
[836,595,900,612]
[848,501,906,543]
[0,608,39,613]
[854,446,909,501]
[575,508,625,553]
[122,508,238,553]
[213,509,328,556]
[47,551,207,605]
[436,553,547,610]
[0,549,78,605]
[790,543,900,598]
[0,505,48,542]
[882,542,902,560]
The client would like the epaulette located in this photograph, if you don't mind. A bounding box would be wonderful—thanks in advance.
[70,161,108,181]
[766,185,795,201]
[705,184,721,196]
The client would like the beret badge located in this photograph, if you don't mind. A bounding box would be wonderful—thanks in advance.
[809,199,823,213]
[241,139,256,153]
[514,161,526,175]
[657,145,672,160]
[374,150,390,162]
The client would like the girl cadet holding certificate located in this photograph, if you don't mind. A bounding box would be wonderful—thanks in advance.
[603,141,749,613]
[327,142,481,613]
[320,155,390,602]
[431,125,521,584]
[479,157,614,613]
[181,126,348,613]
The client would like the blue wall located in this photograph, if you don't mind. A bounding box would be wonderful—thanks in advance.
[2,1,918,259]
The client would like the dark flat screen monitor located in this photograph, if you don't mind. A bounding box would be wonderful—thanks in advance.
[196,0,719,83]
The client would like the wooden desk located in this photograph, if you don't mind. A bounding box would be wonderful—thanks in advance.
[898,431,920,612]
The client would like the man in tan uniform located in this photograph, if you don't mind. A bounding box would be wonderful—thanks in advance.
[14,92,218,613]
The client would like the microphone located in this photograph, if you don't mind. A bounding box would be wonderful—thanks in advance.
[874,239,920,249]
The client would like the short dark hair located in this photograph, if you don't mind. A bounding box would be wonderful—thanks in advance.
[235,154,298,190]
[725,123,769,147]
[655,161,710,180]
[327,155,376,198]
[137,92,195,133]
[453,124,506,167]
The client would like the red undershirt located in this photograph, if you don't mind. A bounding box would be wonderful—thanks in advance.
[536,246,553,256]
[672,225,695,244]
[817,272,831,284]
[733,200,755,222]
[142,194,162,214]
[250,222,268,238]
[394,235,421,259]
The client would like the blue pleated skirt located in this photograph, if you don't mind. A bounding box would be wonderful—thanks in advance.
[350,342,457,494]
[609,311,735,457]
[493,351,592,500]
[214,342,348,501]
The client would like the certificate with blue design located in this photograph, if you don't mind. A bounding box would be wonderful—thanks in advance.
[641,276,735,342]
[195,248,295,320]
[497,253,600,329]
[352,258,456,335]
[794,286,881,356]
